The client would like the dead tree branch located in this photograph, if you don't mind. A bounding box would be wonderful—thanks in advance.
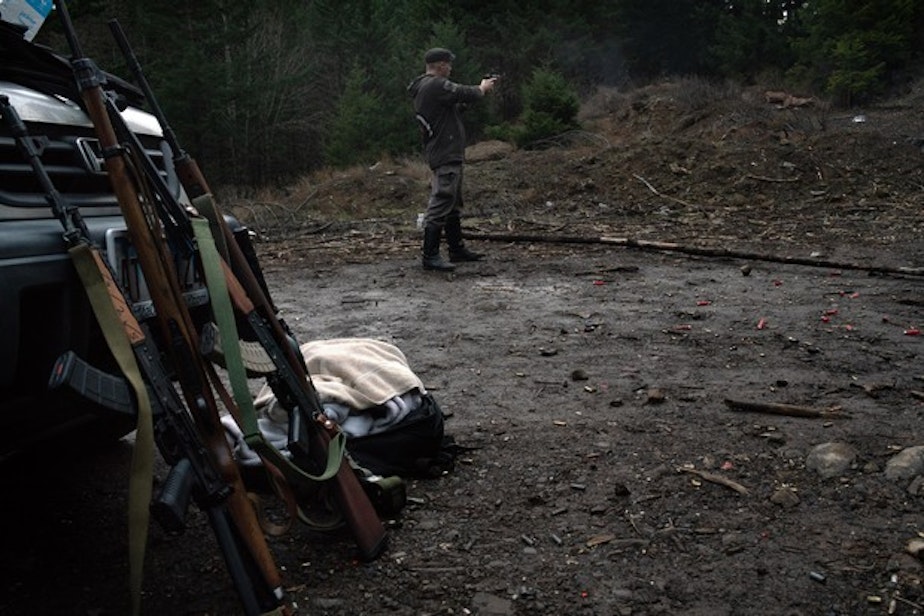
[745,174,801,183]
[461,231,924,277]
[678,467,749,495]
[724,398,848,419]
[633,174,699,210]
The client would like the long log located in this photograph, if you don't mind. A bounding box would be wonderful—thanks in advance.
[463,231,924,277]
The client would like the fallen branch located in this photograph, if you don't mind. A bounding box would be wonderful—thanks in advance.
[461,231,924,277]
[724,398,848,419]
[305,221,334,234]
[508,217,568,233]
[893,595,924,612]
[573,265,640,276]
[678,467,749,495]
[291,187,319,218]
[745,174,801,183]
[634,173,699,209]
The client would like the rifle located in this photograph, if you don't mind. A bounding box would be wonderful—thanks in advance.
[51,2,291,614]
[0,91,287,615]
[107,19,388,560]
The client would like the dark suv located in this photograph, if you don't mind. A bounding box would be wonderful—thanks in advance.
[0,20,193,460]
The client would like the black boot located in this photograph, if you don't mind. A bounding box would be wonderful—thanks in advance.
[422,224,455,271]
[445,213,484,262]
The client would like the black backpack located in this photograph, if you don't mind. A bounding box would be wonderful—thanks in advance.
[345,393,456,478]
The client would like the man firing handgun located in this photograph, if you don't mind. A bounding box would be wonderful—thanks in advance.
[408,47,497,271]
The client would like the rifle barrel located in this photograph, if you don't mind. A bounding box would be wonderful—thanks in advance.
[55,0,83,59]
[0,95,88,243]
[108,19,186,164]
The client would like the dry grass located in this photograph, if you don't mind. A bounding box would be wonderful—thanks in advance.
[220,154,432,232]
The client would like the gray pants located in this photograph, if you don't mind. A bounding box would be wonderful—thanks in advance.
[424,163,463,227]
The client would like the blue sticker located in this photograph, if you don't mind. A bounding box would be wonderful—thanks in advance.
[24,0,53,15]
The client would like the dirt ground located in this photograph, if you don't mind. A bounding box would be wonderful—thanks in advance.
[2,79,924,615]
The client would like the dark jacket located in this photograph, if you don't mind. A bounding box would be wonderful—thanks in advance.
[408,73,484,169]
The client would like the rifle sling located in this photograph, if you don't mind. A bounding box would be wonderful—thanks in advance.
[191,218,344,485]
[192,193,230,262]
[69,244,154,616]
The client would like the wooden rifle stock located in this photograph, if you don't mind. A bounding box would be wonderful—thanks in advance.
[54,2,288,613]
[110,18,387,559]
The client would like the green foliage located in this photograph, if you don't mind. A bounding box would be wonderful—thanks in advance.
[512,68,579,147]
[611,0,726,78]
[826,35,889,104]
[324,65,384,167]
[305,0,433,167]
[789,0,920,103]
[707,0,793,82]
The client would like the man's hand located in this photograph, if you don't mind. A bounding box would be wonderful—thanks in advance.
[479,76,498,94]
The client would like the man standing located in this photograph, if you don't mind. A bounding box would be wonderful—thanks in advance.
[408,47,497,271]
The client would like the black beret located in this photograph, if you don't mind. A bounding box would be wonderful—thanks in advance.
[424,48,455,64]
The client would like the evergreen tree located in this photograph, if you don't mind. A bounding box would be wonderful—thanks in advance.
[324,64,385,167]
[790,0,919,103]
[305,0,431,166]
[708,0,794,82]
[513,67,579,147]
[611,0,725,78]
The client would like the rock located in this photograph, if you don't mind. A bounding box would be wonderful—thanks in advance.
[886,552,923,574]
[612,482,631,497]
[471,591,514,615]
[885,445,924,481]
[907,538,924,559]
[611,588,633,600]
[908,475,924,495]
[769,487,800,508]
[721,531,746,554]
[314,598,345,610]
[644,464,672,481]
[805,442,857,479]
[417,519,440,531]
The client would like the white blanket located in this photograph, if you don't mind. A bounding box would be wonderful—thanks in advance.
[252,337,426,437]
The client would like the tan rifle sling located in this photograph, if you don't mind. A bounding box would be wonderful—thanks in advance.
[69,244,155,616]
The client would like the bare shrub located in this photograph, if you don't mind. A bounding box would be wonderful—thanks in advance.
[670,76,741,112]
[579,86,630,121]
